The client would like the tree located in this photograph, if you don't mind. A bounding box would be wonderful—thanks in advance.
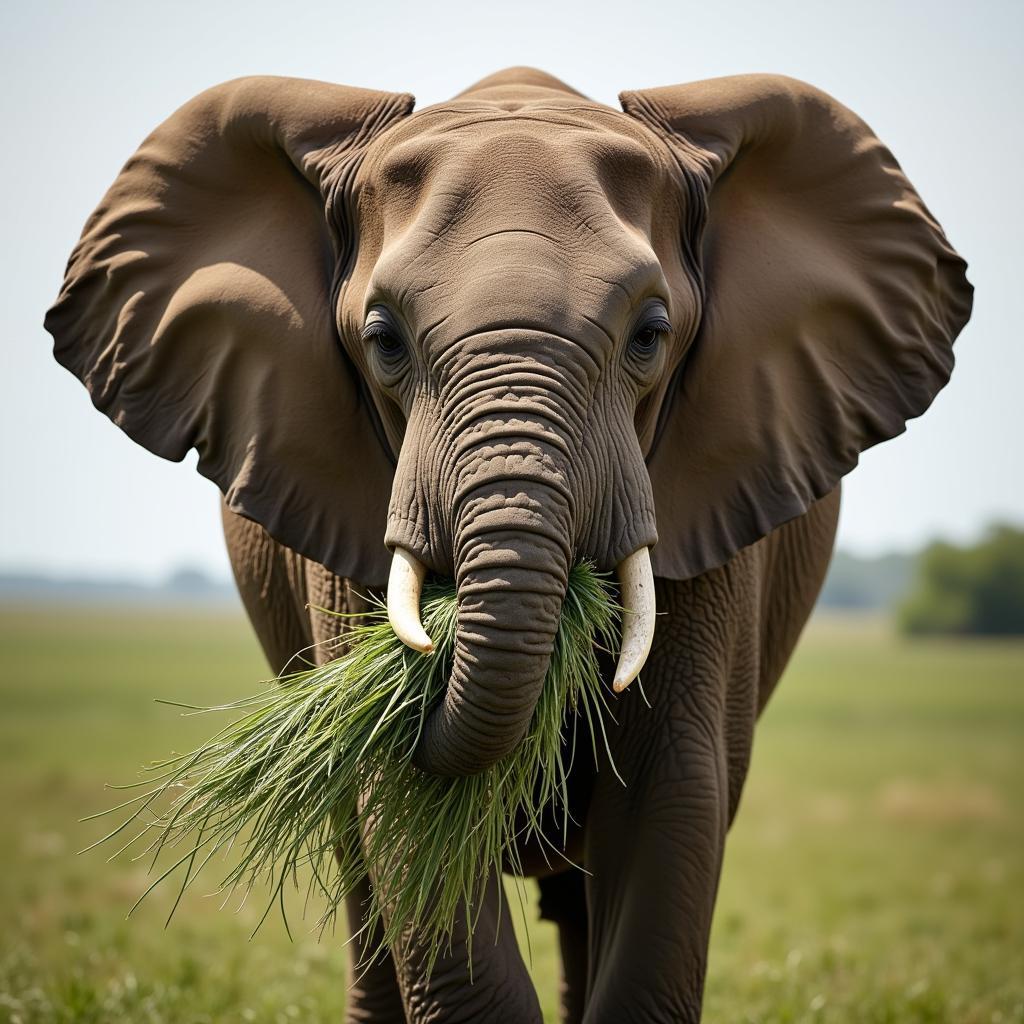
[899,524,1024,636]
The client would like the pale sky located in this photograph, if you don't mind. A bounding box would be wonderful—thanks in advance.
[1,0,1019,582]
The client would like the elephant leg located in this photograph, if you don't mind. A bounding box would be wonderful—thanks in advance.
[388,871,543,1024]
[342,872,407,1024]
[582,570,760,1023]
[583,734,728,1022]
[537,869,589,1024]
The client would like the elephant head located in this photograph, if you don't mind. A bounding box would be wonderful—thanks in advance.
[45,68,971,777]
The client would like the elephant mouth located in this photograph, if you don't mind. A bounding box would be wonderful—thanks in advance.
[387,544,656,692]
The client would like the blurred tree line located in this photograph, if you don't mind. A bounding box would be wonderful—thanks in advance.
[899,524,1024,636]
[820,523,1024,636]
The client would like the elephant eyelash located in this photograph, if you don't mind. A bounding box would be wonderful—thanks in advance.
[643,317,673,336]
[362,321,406,356]
[630,318,672,352]
[361,321,391,341]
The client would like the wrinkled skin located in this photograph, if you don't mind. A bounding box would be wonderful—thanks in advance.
[47,67,971,1022]
[224,488,839,1023]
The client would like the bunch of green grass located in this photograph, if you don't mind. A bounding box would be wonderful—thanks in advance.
[89,563,620,964]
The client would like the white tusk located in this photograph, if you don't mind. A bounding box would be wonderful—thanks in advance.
[613,547,656,693]
[387,547,435,654]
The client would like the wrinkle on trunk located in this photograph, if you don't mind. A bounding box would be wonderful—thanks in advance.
[389,337,654,777]
[412,482,571,777]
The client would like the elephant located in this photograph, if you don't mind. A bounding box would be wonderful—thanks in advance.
[45,66,971,1023]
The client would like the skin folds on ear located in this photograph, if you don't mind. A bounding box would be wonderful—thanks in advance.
[45,77,413,587]
[621,74,973,581]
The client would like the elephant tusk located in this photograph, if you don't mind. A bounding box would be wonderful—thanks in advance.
[613,547,656,693]
[387,547,435,654]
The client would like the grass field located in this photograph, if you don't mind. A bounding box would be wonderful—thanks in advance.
[0,605,1021,1023]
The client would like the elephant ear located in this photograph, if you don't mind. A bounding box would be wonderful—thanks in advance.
[621,75,973,580]
[45,76,413,586]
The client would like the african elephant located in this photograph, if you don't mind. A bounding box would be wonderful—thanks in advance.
[45,66,971,1023]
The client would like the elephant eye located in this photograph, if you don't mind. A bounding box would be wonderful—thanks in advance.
[361,310,411,387]
[363,323,403,355]
[629,317,671,357]
[361,315,407,362]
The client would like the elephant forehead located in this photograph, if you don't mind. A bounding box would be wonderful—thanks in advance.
[367,104,666,237]
[361,108,670,346]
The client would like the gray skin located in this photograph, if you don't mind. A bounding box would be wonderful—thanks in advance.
[45,64,970,1024]
[223,488,839,1023]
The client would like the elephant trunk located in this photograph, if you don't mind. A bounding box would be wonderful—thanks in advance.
[383,335,659,776]
[409,476,573,777]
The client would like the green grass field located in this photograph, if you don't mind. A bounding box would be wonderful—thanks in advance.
[0,606,1021,1023]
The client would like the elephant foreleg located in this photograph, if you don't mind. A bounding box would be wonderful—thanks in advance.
[343,872,407,1024]
[389,871,543,1024]
[583,729,728,1023]
[582,570,761,1023]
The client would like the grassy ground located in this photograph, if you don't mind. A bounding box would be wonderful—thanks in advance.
[0,606,1020,1023]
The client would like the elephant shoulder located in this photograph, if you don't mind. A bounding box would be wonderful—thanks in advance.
[221,500,314,674]
[220,500,376,672]
[756,486,841,706]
